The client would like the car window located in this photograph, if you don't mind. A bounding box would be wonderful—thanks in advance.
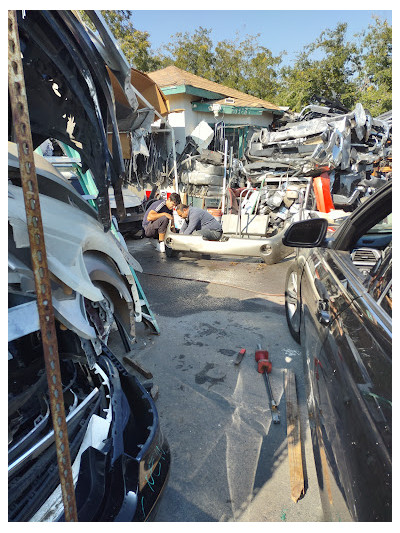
[367,243,392,317]
[352,213,392,277]
[366,213,392,234]
[332,182,391,252]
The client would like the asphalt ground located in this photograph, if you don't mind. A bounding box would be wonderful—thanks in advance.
[118,238,325,522]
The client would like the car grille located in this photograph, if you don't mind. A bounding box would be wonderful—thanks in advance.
[8,392,101,522]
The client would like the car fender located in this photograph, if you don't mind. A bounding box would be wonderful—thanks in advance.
[9,183,141,297]
[9,183,142,336]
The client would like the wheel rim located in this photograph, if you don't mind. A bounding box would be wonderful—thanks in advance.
[286,271,299,325]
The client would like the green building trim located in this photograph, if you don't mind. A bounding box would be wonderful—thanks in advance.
[161,84,223,100]
[192,102,268,116]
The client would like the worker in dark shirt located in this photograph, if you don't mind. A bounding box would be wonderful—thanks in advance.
[176,204,223,241]
[142,192,181,252]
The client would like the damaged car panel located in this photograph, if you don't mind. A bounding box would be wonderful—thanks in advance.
[13,10,153,230]
[8,329,170,521]
[15,11,120,230]
[8,152,141,339]
[8,137,170,525]
[9,9,170,522]
[165,221,292,264]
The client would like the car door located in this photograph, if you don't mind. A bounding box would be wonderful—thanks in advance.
[305,245,392,521]
[299,245,365,521]
[299,243,359,409]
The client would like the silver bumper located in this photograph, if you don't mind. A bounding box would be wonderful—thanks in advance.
[165,228,293,264]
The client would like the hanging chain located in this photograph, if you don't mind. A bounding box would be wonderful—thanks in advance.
[8,10,78,522]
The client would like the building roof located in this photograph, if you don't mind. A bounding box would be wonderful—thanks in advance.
[147,65,281,112]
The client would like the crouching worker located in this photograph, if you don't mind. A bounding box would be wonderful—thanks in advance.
[143,192,181,252]
[176,204,223,241]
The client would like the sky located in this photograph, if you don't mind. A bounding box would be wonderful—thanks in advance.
[129,7,392,66]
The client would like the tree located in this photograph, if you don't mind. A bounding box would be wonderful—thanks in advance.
[156,27,215,78]
[355,16,392,115]
[277,23,360,111]
[79,12,391,115]
[78,10,162,71]
[155,28,283,103]
[214,33,283,102]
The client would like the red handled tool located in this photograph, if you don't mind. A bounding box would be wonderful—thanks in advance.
[256,344,280,424]
[234,348,246,365]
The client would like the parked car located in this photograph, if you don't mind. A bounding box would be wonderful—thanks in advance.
[283,181,391,521]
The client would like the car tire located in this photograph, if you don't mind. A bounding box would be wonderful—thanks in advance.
[285,262,301,344]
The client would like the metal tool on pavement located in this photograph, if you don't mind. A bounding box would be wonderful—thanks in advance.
[256,344,280,424]
[234,348,246,365]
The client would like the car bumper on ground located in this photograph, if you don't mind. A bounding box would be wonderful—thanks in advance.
[165,228,293,264]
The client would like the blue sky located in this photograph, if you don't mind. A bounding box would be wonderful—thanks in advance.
[130,9,392,66]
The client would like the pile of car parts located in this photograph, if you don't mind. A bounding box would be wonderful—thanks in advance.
[243,99,392,215]
[167,98,391,264]
[246,98,391,176]
[8,10,170,522]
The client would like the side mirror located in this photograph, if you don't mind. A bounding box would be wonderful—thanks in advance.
[282,218,328,248]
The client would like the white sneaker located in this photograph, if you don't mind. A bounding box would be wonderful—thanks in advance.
[156,241,166,253]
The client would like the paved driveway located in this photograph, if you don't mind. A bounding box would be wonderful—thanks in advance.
[122,239,325,522]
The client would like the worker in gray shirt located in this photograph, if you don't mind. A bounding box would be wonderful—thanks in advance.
[176,204,223,241]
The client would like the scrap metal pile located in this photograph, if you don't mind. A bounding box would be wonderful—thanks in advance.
[8,10,169,522]
[230,100,392,235]
[244,100,391,182]
[179,100,391,238]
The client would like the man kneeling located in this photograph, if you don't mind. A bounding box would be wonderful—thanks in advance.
[176,204,223,241]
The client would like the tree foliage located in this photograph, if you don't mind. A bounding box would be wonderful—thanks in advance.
[156,27,215,79]
[156,29,283,103]
[354,16,392,115]
[78,11,391,116]
[276,23,360,111]
[213,33,283,101]
[276,18,391,114]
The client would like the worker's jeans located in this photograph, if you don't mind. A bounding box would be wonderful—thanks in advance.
[192,228,223,241]
[144,216,169,238]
